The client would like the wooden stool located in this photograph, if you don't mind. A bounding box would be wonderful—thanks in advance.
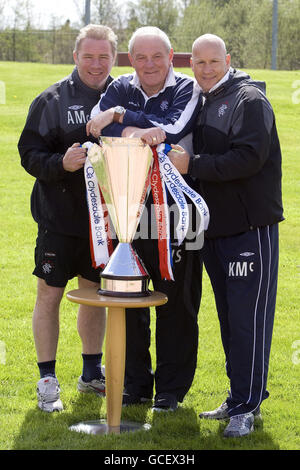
[66,288,167,434]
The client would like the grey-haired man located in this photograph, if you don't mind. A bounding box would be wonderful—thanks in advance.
[87,27,203,412]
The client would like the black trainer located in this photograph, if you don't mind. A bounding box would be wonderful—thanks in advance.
[122,392,152,407]
[152,393,178,412]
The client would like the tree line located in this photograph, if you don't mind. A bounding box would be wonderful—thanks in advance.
[0,0,299,69]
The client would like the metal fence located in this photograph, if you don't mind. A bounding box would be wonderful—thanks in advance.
[0,30,77,64]
[1,29,299,69]
[0,30,192,67]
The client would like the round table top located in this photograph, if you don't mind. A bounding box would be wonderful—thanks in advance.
[66,288,168,308]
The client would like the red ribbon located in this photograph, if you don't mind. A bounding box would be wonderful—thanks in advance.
[150,147,172,280]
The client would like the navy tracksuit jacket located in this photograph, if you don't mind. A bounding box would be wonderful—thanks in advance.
[18,68,113,239]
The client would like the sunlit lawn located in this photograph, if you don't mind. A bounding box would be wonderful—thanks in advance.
[0,61,299,451]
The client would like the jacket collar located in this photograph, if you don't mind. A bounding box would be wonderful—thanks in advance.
[71,67,113,96]
[198,69,231,97]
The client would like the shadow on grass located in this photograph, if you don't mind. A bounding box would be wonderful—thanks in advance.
[150,407,280,450]
[11,394,280,451]
[12,392,108,450]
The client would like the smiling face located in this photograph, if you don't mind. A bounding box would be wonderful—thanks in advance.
[191,37,231,93]
[73,38,115,91]
[128,35,173,97]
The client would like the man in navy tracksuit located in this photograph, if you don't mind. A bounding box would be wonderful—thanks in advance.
[18,25,117,412]
[87,26,203,412]
[169,34,284,437]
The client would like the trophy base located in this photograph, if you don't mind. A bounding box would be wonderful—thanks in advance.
[69,419,151,435]
[98,278,150,297]
[99,242,150,297]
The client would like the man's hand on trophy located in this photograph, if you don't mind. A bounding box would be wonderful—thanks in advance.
[86,109,115,138]
[168,144,190,174]
[63,143,87,172]
[121,126,166,146]
[141,127,167,146]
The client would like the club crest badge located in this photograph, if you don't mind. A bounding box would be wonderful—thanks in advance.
[218,103,228,117]
[42,262,53,274]
[42,252,56,274]
[160,100,169,111]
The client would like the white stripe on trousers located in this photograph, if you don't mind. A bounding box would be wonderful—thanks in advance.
[229,226,272,416]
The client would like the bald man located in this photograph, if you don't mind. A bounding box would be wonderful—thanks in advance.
[169,34,284,437]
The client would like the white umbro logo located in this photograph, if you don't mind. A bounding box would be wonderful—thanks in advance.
[240,252,255,257]
[68,105,83,110]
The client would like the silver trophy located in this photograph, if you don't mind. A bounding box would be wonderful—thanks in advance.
[88,137,153,297]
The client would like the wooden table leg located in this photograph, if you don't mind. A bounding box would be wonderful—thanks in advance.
[105,306,126,433]
[67,289,167,435]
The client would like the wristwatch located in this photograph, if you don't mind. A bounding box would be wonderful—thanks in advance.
[113,106,126,123]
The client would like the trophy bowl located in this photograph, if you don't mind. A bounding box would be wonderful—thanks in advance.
[87,137,153,297]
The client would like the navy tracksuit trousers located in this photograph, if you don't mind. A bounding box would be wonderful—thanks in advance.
[202,224,279,416]
[124,236,202,402]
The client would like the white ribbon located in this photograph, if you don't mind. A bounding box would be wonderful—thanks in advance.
[156,144,210,245]
[83,142,110,268]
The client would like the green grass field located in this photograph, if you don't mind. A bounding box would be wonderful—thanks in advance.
[0,61,300,451]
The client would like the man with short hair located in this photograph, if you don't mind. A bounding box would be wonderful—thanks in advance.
[18,24,117,412]
[169,34,284,437]
[87,26,202,412]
